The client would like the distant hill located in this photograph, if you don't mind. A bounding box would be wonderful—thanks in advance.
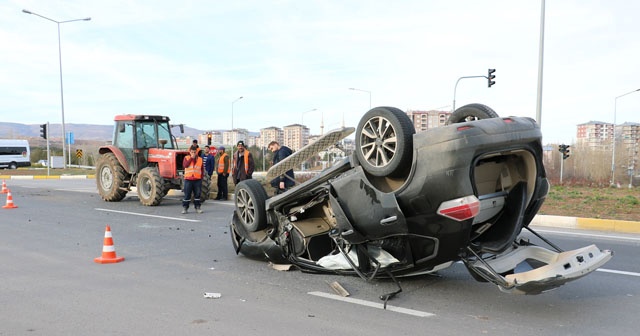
[0,122,206,141]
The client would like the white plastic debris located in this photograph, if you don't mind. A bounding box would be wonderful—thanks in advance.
[316,246,399,270]
[203,292,222,299]
[269,262,294,271]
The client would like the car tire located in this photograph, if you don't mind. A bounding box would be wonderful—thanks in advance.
[234,179,268,232]
[446,103,499,125]
[355,106,415,177]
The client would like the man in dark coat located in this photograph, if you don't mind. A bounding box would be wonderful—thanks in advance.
[232,140,254,184]
[268,141,294,194]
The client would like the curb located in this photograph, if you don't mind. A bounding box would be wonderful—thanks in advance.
[0,175,95,180]
[531,215,640,234]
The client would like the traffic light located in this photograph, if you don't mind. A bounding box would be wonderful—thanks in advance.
[558,144,571,160]
[207,133,212,145]
[487,68,496,88]
[40,123,47,139]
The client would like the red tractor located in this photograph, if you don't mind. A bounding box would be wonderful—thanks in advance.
[96,115,210,206]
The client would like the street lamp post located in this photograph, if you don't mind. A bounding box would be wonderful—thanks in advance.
[535,0,546,126]
[231,95,244,132]
[301,108,317,124]
[612,88,640,186]
[23,9,91,169]
[349,88,371,109]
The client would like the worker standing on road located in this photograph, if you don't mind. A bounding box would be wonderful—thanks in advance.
[204,145,216,178]
[268,141,294,195]
[215,146,230,200]
[182,145,204,214]
[232,140,254,185]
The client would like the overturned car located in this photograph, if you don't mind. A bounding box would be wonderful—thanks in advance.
[230,104,612,297]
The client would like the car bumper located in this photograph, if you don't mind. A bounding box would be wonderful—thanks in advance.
[469,244,613,294]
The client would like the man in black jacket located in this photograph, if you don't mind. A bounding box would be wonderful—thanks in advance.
[268,141,294,194]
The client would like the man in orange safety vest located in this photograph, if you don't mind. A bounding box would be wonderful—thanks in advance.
[215,146,230,200]
[182,145,204,214]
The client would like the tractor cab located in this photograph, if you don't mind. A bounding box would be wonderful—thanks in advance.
[113,115,179,173]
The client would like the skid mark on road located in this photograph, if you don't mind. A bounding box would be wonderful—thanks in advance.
[95,208,201,222]
[308,291,435,317]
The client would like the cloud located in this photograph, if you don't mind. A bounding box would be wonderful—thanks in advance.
[1,0,639,145]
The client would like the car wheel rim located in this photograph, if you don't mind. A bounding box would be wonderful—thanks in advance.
[359,116,397,168]
[237,189,255,225]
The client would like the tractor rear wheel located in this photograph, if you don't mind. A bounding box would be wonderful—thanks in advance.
[137,167,164,206]
[96,152,128,202]
[201,173,211,203]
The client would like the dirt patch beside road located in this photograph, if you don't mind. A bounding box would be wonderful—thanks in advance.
[539,185,640,221]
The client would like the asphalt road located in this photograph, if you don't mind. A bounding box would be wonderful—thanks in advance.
[1,179,639,335]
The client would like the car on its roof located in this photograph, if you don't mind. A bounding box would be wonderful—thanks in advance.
[229,104,612,300]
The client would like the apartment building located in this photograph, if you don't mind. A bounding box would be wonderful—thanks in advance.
[617,122,640,148]
[256,126,284,148]
[576,121,613,148]
[283,124,310,151]
[405,110,451,132]
[222,128,249,146]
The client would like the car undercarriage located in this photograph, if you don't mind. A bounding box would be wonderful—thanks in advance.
[229,104,612,301]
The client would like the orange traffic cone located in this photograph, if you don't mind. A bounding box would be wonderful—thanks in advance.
[0,180,8,194]
[2,190,18,209]
[94,225,125,264]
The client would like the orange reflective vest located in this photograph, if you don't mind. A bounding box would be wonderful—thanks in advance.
[184,157,203,179]
[240,151,250,174]
[217,153,230,174]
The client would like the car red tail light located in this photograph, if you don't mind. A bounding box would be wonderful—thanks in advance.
[437,195,480,221]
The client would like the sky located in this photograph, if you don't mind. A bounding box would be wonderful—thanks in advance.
[1,0,640,145]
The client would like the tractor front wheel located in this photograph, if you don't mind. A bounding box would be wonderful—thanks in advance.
[137,167,164,206]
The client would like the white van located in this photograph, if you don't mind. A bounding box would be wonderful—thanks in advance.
[0,139,31,169]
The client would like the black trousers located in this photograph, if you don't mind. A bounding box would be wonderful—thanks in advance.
[217,174,228,199]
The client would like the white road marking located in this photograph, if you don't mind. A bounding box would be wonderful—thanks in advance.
[95,208,201,222]
[597,269,640,277]
[453,263,640,278]
[308,291,435,317]
[55,188,95,193]
[532,228,640,242]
